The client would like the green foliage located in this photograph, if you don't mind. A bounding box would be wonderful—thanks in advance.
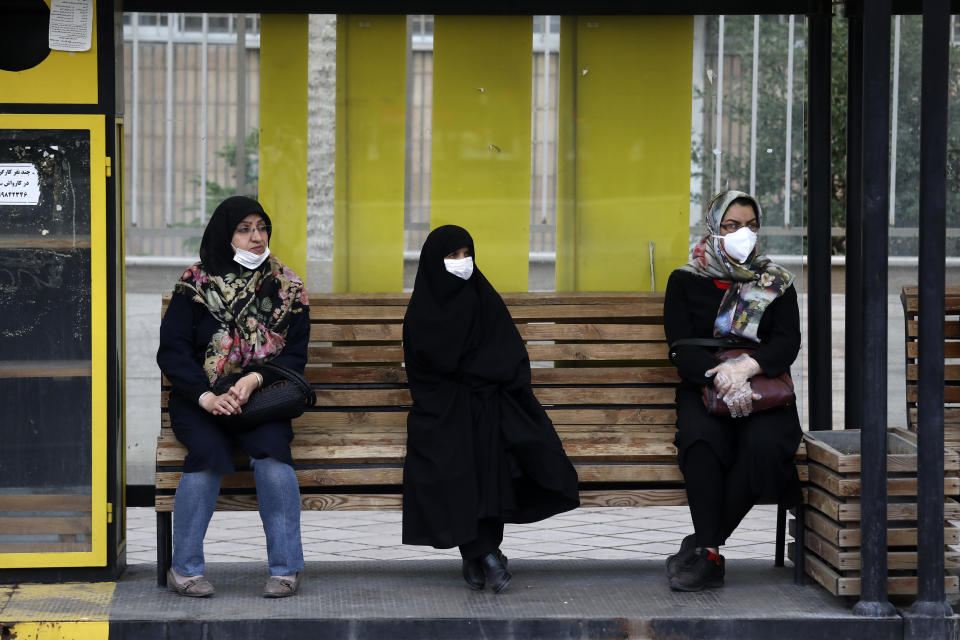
[180,129,259,252]
[698,14,960,256]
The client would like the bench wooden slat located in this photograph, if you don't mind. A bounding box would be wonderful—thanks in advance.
[310,322,668,343]
[310,303,667,323]
[156,488,693,513]
[311,324,403,341]
[156,464,689,490]
[311,387,677,408]
[306,342,670,363]
[161,407,682,429]
[300,366,681,385]
[156,440,682,465]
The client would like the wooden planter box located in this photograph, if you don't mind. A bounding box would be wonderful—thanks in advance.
[790,428,960,597]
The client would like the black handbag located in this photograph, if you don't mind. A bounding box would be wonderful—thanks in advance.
[669,338,795,416]
[212,361,316,431]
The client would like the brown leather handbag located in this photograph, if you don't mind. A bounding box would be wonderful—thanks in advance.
[670,339,796,416]
[701,348,795,416]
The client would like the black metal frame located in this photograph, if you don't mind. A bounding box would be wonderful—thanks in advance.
[852,0,897,617]
[903,0,954,633]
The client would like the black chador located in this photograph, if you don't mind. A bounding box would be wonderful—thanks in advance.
[401,225,580,550]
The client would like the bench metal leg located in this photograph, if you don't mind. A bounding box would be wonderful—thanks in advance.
[157,511,172,587]
[793,504,806,585]
[775,503,786,567]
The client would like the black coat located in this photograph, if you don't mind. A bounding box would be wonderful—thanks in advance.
[157,293,310,474]
[401,225,580,549]
[663,269,803,506]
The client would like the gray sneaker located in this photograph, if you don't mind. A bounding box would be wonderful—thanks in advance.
[167,569,215,597]
[264,572,300,598]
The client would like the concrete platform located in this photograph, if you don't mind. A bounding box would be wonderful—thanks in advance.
[6,560,949,639]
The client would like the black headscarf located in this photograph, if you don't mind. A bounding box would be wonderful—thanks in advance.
[199,195,273,277]
[403,225,521,378]
[401,225,580,549]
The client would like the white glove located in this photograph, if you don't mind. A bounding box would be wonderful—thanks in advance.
[705,353,762,399]
[722,380,762,418]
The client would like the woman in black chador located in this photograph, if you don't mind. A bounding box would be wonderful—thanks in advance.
[401,225,580,594]
[663,190,802,592]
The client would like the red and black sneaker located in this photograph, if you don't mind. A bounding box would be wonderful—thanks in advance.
[668,547,725,592]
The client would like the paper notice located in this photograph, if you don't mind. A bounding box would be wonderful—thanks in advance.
[49,0,93,52]
[0,164,41,206]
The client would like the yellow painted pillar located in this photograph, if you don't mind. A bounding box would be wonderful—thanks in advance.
[333,15,407,293]
[430,16,532,292]
[259,14,309,282]
[556,16,693,291]
[555,17,578,292]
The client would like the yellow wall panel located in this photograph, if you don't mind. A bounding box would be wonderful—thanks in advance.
[259,15,309,282]
[557,16,693,292]
[1,0,98,105]
[555,17,578,292]
[333,15,406,293]
[430,16,532,293]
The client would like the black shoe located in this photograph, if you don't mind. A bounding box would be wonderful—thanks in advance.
[665,534,696,579]
[669,547,725,592]
[479,551,512,594]
[463,550,508,590]
[462,558,485,590]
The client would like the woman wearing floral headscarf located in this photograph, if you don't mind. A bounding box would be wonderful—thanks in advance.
[157,196,309,598]
[662,190,801,592]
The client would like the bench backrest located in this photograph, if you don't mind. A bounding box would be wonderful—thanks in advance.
[158,292,682,504]
[900,285,960,450]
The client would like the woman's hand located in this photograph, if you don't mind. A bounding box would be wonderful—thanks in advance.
[705,354,761,398]
[227,373,262,406]
[200,391,244,415]
[723,381,762,418]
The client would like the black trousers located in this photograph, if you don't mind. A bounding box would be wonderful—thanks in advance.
[683,441,756,548]
[458,519,504,560]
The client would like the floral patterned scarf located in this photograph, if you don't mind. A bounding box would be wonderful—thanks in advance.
[174,254,309,385]
[678,190,794,343]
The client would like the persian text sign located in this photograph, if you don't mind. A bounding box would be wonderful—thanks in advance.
[0,164,41,206]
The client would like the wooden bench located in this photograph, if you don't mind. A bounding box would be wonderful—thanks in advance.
[156,292,806,585]
[900,285,960,450]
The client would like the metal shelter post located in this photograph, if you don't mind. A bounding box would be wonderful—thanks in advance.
[844,1,863,432]
[904,0,952,634]
[853,0,896,618]
[807,0,833,433]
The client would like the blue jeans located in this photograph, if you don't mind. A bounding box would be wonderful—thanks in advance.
[172,456,304,576]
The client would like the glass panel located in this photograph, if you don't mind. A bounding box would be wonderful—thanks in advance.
[0,128,93,554]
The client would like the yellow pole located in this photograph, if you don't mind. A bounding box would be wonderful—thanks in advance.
[259,14,309,281]
[556,16,694,291]
[430,16,532,292]
[333,15,407,292]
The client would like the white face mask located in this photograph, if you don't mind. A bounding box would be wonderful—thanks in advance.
[444,256,474,280]
[715,227,757,264]
[232,244,271,270]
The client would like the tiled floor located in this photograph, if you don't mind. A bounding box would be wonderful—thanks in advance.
[126,504,782,565]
